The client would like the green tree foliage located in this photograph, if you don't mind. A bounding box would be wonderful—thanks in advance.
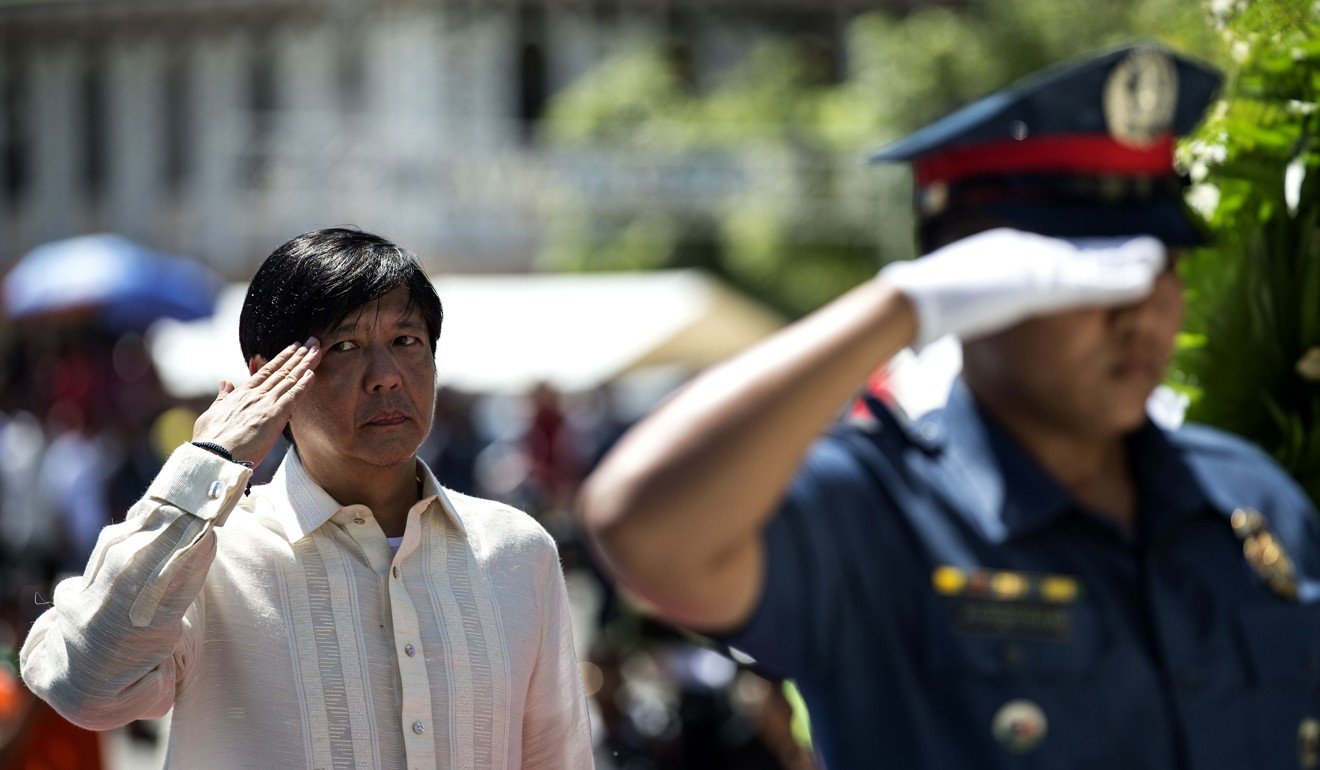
[540,0,1221,317]
[1175,0,1320,501]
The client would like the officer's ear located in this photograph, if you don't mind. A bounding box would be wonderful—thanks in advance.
[248,356,266,376]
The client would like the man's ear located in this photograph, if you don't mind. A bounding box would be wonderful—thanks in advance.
[248,356,267,376]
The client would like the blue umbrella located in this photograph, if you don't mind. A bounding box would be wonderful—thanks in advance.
[3,234,222,330]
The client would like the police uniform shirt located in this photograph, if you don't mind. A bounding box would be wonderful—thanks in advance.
[720,380,1320,770]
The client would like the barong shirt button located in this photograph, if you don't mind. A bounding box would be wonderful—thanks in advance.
[405,644,416,657]
[207,480,224,499]
[413,721,426,735]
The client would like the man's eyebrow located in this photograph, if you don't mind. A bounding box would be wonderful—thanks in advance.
[327,315,424,335]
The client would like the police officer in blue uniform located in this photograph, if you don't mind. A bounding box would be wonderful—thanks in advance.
[580,44,1320,769]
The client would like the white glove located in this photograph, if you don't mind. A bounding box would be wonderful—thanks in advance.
[879,228,1167,349]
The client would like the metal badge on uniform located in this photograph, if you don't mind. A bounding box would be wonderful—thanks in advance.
[920,181,950,217]
[992,699,1048,754]
[1103,49,1178,148]
[932,566,1081,640]
[1300,717,1320,769]
[1231,507,1300,601]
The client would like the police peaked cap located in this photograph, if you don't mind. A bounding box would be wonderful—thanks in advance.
[869,43,1223,247]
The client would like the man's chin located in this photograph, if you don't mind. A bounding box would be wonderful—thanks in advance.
[350,433,426,467]
[1097,400,1154,436]
[1053,397,1150,439]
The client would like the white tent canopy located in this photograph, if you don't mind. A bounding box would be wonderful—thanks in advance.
[147,269,787,398]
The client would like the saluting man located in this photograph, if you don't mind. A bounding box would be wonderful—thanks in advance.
[580,45,1320,769]
[22,228,593,768]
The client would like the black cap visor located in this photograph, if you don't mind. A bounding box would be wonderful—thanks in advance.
[932,197,1212,248]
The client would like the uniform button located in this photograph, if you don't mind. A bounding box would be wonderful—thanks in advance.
[392,566,400,579]
[208,480,224,499]
[992,699,1047,753]
[412,721,426,735]
[1299,717,1320,769]
[405,643,416,657]
[353,517,366,525]
[919,422,940,441]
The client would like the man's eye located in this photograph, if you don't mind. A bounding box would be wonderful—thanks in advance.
[396,335,420,346]
[331,340,357,352]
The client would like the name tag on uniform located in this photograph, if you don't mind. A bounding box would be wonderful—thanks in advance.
[932,565,1081,641]
[950,599,1071,640]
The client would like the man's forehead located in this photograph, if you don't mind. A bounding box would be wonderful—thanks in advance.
[325,296,424,334]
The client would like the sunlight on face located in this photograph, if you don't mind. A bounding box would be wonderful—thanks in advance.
[963,259,1185,437]
[289,286,437,473]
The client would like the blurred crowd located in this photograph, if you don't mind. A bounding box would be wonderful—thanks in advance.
[0,323,817,770]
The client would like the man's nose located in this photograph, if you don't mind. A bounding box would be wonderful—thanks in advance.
[364,347,403,392]
[1109,269,1184,337]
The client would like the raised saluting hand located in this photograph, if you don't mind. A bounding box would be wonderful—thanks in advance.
[191,337,322,466]
[880,228,1167,349]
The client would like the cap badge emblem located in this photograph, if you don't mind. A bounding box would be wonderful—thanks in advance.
[1104,49,1178,147]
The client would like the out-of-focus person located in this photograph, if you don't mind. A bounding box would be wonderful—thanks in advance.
[580,45,1320,769]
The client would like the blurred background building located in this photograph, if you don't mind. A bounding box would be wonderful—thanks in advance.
[0,0,915,277]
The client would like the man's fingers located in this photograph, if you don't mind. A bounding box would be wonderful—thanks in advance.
[268,339,321,397]
[274,369,316,411]
[1058,236,1166,304]
[207,380,231,409]
[256,337,319,392]
[247,342,299,388]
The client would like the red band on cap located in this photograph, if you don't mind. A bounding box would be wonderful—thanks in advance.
[915,133,1177,186]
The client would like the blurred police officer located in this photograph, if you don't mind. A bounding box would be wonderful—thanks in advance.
[580,45,1320,769]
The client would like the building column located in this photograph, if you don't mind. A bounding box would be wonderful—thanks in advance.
[612,5,664,55]
[268,21,338,233]
[188,30,251,273]
[690,10,765,88]
[545,4,600,95]
[453,5,518,152]
[355,7,447,249]
[27,41,83,242]
[106,35,166,242]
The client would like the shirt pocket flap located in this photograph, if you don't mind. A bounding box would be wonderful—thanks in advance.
[1236,604,1320,686]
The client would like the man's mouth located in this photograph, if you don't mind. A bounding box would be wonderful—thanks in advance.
[365,411,409,426]
[1111,357,1163,380]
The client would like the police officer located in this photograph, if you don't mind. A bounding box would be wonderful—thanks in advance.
[580,44,1320,769]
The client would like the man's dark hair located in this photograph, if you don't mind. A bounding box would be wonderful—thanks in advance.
[240,228,443,362]
[239,228,443,439]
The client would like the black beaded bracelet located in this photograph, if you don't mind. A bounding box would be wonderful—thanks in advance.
[190,441,255,495]
[190,441,253,466]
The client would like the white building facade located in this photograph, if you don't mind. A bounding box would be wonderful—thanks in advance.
[0,0,896,276]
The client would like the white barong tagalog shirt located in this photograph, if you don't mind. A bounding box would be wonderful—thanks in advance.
[20,443,594,769]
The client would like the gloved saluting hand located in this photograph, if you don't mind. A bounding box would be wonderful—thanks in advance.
[879,228,1167,349]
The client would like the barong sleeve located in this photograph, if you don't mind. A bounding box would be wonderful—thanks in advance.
[20,443,251,730]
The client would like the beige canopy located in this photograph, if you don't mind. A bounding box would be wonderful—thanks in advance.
[148,269,786,397]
